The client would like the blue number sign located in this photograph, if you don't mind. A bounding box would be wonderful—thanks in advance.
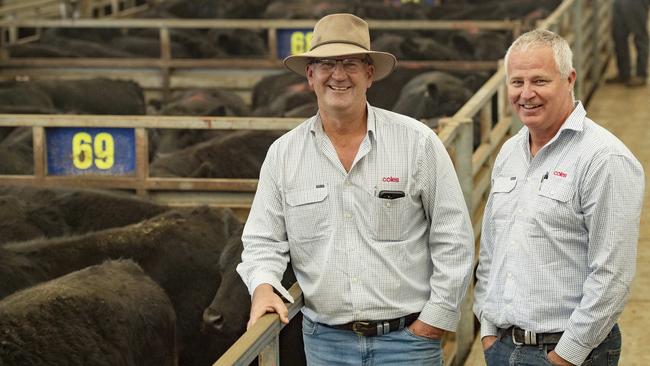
[277,28,313,59]
[46,127,136,176]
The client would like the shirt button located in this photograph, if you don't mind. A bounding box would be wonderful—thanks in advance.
[351,277,358,283]
[507,272,512,278]
[384,202,391,208]
[345,181,352,186]
[344,212,352,219]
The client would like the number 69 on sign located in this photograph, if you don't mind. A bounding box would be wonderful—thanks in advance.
[46,127,136,176]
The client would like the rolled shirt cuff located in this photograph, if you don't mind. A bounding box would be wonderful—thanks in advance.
[553,336,593,366]
[249,274,295,304]
[419,301,460,332]
[480,317,498,339]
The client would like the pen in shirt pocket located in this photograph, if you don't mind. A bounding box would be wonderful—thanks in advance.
[539,172,549,191]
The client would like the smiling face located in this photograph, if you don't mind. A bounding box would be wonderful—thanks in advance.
[306,54,375,117]
[506,46,576,138]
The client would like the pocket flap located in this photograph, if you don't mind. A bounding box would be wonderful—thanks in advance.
[539,182,574,202]
[492,176,517,193]
[286,188,328,207]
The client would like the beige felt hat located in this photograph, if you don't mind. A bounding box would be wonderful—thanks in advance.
[283,13,397,81]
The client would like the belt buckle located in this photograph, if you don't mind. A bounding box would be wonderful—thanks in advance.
[352,321,370,336]
[512,328,537,346]
[511,328,524,346]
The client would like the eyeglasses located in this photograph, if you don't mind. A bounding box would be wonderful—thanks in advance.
[309,57,370,73]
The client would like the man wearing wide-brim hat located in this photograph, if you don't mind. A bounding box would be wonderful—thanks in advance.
[237,13,473,365]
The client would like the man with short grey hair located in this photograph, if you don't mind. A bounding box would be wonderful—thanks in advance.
[475,29,644,366]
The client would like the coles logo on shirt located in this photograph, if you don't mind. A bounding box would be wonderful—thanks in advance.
[382,177,400,183]
[553,171,568,178]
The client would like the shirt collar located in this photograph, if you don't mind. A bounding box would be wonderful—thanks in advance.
[309,103,376,139]
[518,100,586,141]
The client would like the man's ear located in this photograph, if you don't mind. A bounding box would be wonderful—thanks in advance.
[306,64,315,89]
[366,64,375,89]
[567,68,577,89]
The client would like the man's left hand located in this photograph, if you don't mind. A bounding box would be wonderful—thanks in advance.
[547,350,575,366]
[407,319,445,340]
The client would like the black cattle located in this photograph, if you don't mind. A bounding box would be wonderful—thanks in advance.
[149,89,251,157]
[0,260,177,366]
[0,78,145,115]
[0,82,59,114]
[367,67,423,110]
[129,28,224,58]
[253,89,316,118]
[393,71,474,120]
[6,42,82,58]
[32,78,146,115]
[150,130,284,178]
[202,228,306,366]
[205,29,267,57]
[371,33,407,60]
[451,30,511,60]
[251,71,308,111]
[251,71,316,117]
[37,32,135,58]
[110,35,192,58]
[0,127,33,175]
[0,186,169,244]
[0,206,242,366]
[262,0,348,19]
[160,89,250,117]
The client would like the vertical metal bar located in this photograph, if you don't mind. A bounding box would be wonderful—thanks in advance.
[479,104,491,145]
[135,127,148,197]
[268,27,278,62]
[32,126,46,179]
[257,336,280,366]
[110,0,119,16]
[159,26,172,103]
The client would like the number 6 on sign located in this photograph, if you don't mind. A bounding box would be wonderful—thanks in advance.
[290,31,313,55]
[72,132,114,170]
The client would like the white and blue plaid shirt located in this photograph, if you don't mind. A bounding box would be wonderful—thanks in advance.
[237,104,474,331]
[474,102,645,365]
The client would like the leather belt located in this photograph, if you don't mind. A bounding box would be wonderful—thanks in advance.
[329,313,420,337]
[499,326,563,346]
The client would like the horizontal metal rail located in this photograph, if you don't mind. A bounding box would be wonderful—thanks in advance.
[213,282,304,366]
[0,18,521,30]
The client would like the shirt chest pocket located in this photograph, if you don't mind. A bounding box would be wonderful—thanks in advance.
[536,180,576,228]
[285,187,331,243]
[538,181,574,202]
[371,195,408,242]
[489,176,518,222]
[531,179,582,236]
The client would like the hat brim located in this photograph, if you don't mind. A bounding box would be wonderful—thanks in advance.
[283,43,397,81]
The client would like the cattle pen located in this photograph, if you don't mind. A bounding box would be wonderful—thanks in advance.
[0,17,521,105]
[0,0,612,365]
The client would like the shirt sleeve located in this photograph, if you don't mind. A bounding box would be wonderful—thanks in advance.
[554,152,644,365]
[416,131,475,332]
[236,142,294,303]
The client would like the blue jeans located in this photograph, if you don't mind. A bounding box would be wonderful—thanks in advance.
[302,315,443,366]
[484,324,621,366]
